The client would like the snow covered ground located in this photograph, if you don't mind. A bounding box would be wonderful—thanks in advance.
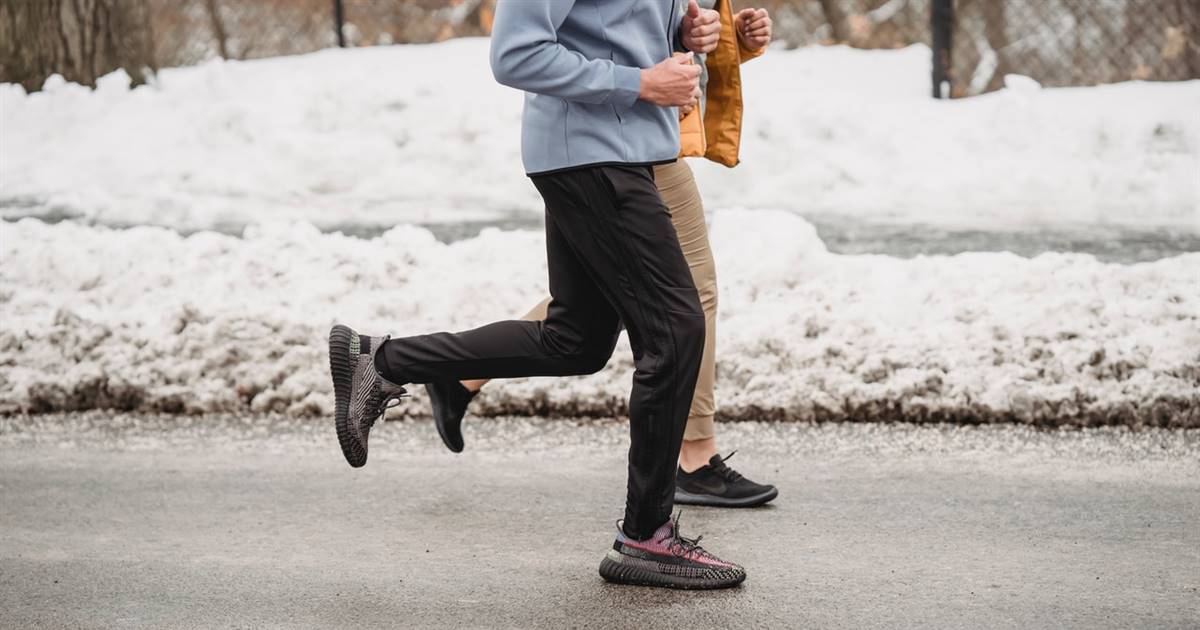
[2,212,1197,425]
[2,39,1198,232]
[1,40,1198,425]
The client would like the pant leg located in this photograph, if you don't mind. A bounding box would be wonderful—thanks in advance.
[376,164,704,540]
[531,165,706,539]
[653,160,717,442]
[522,162,717,441]
[375,209,621,383]
[524,298,552,321]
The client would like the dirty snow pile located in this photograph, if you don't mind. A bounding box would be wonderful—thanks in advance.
[2,39,1198,231]
[2,39,1198,426]
[3,213,1197,426]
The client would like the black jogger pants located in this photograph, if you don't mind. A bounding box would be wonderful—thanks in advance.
[374,164,706,540]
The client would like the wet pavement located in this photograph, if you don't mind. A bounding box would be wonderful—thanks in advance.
[2,414,1198,629]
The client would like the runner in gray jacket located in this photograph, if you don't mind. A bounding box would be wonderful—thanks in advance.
[328,0,747,590]
[489,0,688,173]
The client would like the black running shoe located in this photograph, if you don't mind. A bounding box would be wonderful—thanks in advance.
[599,513,746,590]
[424,380,476,453]
[328,324,407,468]
[675,451,778,508]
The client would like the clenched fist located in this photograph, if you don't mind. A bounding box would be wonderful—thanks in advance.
[639,52,703,107]
[681,0,721,54]
[735,7,772,51]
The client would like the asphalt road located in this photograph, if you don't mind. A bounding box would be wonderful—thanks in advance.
[2,413,1198,629]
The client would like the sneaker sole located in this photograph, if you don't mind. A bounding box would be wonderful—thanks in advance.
[674,486,778,508]
[329,324,366,468]
[598,551,745,590]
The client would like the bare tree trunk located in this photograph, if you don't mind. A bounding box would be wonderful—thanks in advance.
[1179,0,1200,79]
[139,0,158,75]
[0,0,156,91]
[0,0,78,89]
[54,0,75,75]
[70,0,88,80]
[88,0,103,79]
[817,0,848,42]
[204,0,230,60]
[103,0,154,85]
[982,0,1010,92]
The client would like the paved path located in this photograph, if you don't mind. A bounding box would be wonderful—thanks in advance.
[2,414,1198,629]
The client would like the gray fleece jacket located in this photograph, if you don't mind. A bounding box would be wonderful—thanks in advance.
[489,0,686,175]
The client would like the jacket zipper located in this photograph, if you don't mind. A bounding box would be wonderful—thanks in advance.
[668,0,678,51]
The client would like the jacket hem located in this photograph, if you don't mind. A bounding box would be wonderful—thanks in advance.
[526,158,678,178]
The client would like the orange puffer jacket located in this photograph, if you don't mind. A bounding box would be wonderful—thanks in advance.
[678,0,765,167]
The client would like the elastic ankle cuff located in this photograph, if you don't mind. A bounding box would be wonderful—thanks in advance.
[623,517,671,541]
[372,339,406,385]
[683,415,715,442]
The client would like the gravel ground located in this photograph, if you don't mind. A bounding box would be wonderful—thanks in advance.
[1,413,1198,629]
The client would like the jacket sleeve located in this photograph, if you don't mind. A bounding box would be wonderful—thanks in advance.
[737,38,766,64]
[489,0,643,107]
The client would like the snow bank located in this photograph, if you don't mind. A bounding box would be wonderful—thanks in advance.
[3,215,1196,426]
[2,39,1197,425]
[3,40,1197,232]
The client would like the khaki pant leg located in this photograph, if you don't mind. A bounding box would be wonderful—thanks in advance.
[652,160,717,442]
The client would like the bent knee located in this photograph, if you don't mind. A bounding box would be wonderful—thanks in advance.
[574,350,612,375]
[552,333,617,376]
[571,335,617,374]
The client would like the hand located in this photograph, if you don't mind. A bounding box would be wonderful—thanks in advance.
[639,52,702,107]
[735,7,772,50]
[679,98,697,118]
[681,0,721,54]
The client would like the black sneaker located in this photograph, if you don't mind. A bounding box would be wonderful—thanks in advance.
[328,324,407,468]
[424,380,476,453]
[599,513,746,590]
[674,451,778,508]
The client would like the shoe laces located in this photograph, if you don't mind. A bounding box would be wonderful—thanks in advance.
[365,382,408,429]
[709,451,744,483]
[615,514,713,561]
[663,513,709,560]
[362,334,408,429]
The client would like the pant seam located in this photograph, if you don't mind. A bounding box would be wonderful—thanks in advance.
[600,168,701,534]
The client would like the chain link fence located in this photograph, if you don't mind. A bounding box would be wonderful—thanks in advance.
[147,0,931,60]
[149,0,337,67]
[3,0,1197,96]
[948,0,1200,96]
[147,0,494,68]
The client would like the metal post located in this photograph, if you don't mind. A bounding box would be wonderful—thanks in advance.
[931,0,954,98]
[333,0,346,47]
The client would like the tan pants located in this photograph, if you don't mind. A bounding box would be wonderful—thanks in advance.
[524,160,717,441]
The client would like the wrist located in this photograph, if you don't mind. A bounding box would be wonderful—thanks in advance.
[638,69,650,100]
